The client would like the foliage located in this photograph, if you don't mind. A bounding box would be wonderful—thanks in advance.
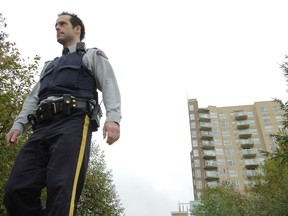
[250,158,288,216]
[193,182,257,216]
[0,13,39,215]
[77,142,125,216]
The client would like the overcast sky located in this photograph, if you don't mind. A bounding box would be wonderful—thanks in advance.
[2,0,288,215]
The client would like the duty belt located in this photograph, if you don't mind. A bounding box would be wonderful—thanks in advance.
[35,97,91,123]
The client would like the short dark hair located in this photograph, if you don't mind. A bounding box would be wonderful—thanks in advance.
[58,11,85,41]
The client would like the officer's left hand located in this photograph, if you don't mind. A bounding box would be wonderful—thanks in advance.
[103,121,120,145]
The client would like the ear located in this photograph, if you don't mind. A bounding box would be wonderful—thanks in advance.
[75,25,81,34]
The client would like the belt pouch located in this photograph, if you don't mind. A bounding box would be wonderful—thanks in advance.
[63,94,72,115]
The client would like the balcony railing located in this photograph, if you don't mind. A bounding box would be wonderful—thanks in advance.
[236,121,250,130]
[244,159,259,168]
[205,171,219,180]
[203,150,216,159]
[199,122,212,131]
[234,112,248,120]
[200,131,213,140]
[201,140,215,149]
[238,130,252,139]
[198,113,211,122]
[239,139,254,148]
[204,160,218,170]
[246,170,258,178]
[242,149,257,158]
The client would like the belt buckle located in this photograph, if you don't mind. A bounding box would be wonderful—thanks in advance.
[51,102,57,113]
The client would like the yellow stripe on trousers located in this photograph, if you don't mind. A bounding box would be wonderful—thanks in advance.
[69,115,90,216]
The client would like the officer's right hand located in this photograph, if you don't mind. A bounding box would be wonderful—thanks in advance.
[5,129,21,147]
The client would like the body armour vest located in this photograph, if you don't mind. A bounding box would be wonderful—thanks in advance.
[38,51,97,102]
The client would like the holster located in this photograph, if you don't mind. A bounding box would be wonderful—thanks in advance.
[90,103,102,131]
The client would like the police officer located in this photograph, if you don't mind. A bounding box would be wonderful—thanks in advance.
[4,11,121,216]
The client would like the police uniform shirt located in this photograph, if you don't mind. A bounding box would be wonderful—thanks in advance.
[11,43,121,135]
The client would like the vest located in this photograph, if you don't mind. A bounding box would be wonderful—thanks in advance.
[38,51,97,102]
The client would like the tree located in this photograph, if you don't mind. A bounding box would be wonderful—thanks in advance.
[0,13,39,215]
[77,142,125,216]
[193,182,257,216]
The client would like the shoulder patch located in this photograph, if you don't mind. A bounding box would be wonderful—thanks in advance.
[96,50,108,59]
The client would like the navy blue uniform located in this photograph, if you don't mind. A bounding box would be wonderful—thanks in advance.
[4,42,121,216]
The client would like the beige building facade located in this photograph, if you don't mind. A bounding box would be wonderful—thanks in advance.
[188,99,284,200]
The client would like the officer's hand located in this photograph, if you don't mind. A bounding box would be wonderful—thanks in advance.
[103,121,120,145]
[5,129,21,147]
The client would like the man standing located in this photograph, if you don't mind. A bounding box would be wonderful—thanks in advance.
[4,11,121,216]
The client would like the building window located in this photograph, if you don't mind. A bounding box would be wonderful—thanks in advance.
[213,129,221,136]
[231,179,240,188]
[273,106,282,113]
[210,112,218,118]
[260,107,269,114]
[195,169,201,177]
[194,159,200,167]
[275,115,283,122]
[221,121,228,128]
[190,114,195,120]
[247,111,254,118]
[222,130,230,136]
[192,140,198,147]
[196,180,202,189]
[190,122,196,128]
[252,137,260,144]
[191,130,197,138]
[229,169,238,177]
[219,113,227,119]
[264,125,273,132]
[227,159,236,166]
[251,129,258,135]
[216,148,224,155]
[193,150,199,157]
[262,116,271,123]
[189,105,194,111]
[248,120,256,126]
[212,119,219,127]
[223,138,232,146]
[214,138,222,146]
[217,158,225,165]
[219,168,227,176]
[226,148,234,156]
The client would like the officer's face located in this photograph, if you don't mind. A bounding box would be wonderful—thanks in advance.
[55,15,80,47]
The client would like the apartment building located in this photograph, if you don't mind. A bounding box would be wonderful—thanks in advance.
[187,99,284,200]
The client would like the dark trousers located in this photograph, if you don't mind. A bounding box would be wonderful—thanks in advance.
[4,111,92,216]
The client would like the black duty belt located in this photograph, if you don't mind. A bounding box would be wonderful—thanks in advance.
[35,97,91,123]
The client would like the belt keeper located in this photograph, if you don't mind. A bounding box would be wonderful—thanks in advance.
[63,94,72,115]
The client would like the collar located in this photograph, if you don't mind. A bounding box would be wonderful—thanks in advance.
[62,42,86,55]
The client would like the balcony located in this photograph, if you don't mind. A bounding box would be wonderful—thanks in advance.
[246,170,258,178]
[201,140,215,149]
[198,113,211,122]
[199,122,212,131]
[203,150,216,159]
[200,131,213,140]
[238,130,252,139]
[244,159,259,168]
[242,149,257,158]
[205,171,219,180]
[234,112,248,120]
[236,121,250,130]
[204,160,218,170]
[207,181,218,188]
[198,108,209,113]
[239,139,254,148]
